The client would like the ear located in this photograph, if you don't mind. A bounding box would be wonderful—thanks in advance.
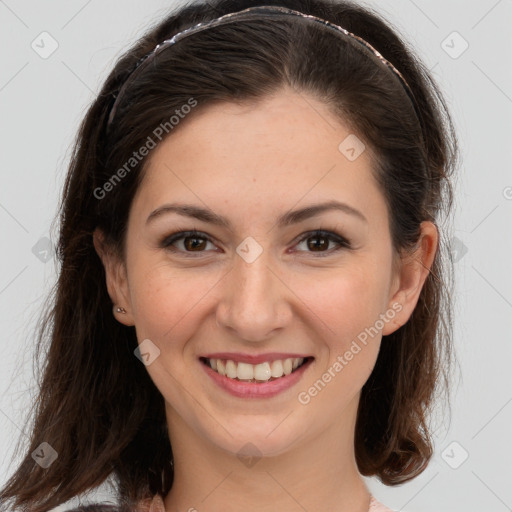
[93,228,135,326]
[382,221,439,335]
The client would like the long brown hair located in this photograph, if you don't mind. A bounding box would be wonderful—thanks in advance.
[0,0,459,510]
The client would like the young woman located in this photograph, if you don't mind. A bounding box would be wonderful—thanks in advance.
[0,0,458,511]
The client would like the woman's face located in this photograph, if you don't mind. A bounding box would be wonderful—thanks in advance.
[98,87,431,459]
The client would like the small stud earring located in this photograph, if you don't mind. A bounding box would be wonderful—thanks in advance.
[115,306,127,314]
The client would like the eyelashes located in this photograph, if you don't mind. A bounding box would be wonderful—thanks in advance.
[159,229,353,257]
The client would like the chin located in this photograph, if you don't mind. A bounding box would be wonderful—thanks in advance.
[205,415,308,460]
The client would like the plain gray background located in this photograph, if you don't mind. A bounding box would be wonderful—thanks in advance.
[0,0,511,511]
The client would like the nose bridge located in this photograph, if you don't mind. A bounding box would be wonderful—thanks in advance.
[216,242,289,342]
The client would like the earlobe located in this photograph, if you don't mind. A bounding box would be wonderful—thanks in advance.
[382,221,439,336]
[93,228,135,326]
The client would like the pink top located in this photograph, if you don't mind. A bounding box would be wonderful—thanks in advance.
[138,494,394,511]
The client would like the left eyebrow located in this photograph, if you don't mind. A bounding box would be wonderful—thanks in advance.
[145,200,368,228]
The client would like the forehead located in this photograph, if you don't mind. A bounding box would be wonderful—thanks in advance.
[132,88,385,224]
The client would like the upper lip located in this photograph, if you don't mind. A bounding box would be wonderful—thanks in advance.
[200,352,312,364]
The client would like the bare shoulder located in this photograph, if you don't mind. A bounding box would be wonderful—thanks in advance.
[369,496,396,511]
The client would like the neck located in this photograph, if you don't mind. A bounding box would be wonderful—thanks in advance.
[163,396,371,512]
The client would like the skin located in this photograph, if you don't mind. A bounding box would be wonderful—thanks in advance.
[94,86,438,512]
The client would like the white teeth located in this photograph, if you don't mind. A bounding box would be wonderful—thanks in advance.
[207,357,305,381]
[225,360,237,379]
[254,362,271,381]
[237,362,254,380]
[217,360,226,376]
[270,360,284,378]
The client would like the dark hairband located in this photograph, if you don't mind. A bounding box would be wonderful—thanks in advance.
[106,5,421,132]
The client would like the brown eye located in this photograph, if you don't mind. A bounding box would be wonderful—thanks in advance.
[161,230,216,254]
[182,236,208,251]
[306,235,329,251]
[295,230,351,255]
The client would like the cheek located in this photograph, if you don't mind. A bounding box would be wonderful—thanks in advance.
[297,262,389,342]
[128,262,215,344]
[297,277,384,413]
[293,260,389,395]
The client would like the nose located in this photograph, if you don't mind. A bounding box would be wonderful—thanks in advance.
[215,249,292,343]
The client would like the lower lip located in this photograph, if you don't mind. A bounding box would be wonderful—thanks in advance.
[201,358,313,398]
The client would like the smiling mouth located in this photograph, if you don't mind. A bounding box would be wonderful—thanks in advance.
[200,357,312,383]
